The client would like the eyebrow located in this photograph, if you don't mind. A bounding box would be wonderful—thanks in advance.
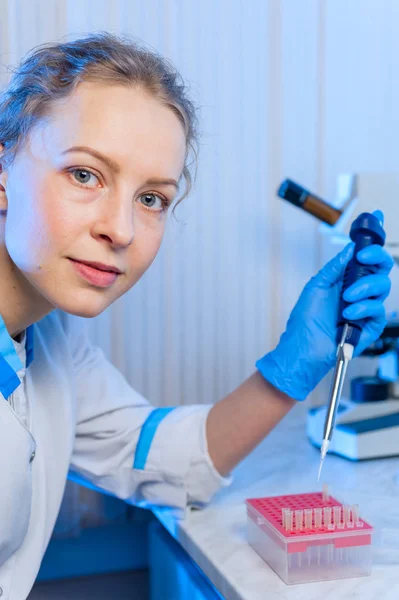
[61,146,180,189]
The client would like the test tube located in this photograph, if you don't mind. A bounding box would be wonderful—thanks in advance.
[295,510,303,531]
[336,506,345,529]
[304,508,313,530]
[282,508,288,529]
[352,504,363,527]
[333,506,342,528]
[347,508,354,529]
[285,509,293,532]
[343,505,350,527]
[322,483,330,502]
[323,506,332,528]
[314,507,322,529]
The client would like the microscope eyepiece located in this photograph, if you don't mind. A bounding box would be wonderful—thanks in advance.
[277,179,342,226]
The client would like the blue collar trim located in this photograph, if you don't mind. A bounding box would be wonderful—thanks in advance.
[0,317,34,399]
[26,325,34,367]
[0,355,22,399]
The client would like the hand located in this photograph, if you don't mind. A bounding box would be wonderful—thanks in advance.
[256,211,394,401]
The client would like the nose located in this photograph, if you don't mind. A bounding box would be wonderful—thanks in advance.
[91,191,135,248]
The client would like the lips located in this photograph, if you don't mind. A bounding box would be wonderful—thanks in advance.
[70,259,122,274]
[68,258,120,288]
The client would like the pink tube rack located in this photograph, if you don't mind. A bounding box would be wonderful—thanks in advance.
[246,491,373,585]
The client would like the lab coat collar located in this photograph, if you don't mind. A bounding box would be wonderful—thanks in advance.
[0,314,34,399]
[26,325,34,367]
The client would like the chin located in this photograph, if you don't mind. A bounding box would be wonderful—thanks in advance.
[64,304,107,319]
[51,292,112,319]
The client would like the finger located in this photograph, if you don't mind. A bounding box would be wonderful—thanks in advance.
[356,245,394,274]
[355,316,387,357]
[372,209,384,225]
[343,274,391,302]
[313,243,354,288]
[342,299,386,321]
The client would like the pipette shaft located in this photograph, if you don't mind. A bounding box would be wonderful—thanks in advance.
[317,212,386,480]
[318,325,354,479]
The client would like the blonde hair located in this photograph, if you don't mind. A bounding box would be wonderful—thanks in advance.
[0,32,199,207]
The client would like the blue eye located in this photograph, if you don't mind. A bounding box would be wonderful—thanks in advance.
[139,193,168,211]
[70,168,100,188]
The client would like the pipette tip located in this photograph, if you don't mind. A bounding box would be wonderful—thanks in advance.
[317,458,324,482]
[317,440,330,482]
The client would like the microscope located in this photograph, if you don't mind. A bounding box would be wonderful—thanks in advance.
[279,173,399,461]
[307,320,399,460]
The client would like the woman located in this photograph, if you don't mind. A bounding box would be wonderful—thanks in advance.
[0,32,392,598]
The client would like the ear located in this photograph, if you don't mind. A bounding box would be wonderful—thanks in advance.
[0,144,8,210]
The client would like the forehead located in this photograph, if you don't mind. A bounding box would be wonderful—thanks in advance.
[30,82,187,177]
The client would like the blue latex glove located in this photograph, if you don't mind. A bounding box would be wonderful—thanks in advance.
[256,211,394,401]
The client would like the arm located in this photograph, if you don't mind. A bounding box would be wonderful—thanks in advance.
[62,312,230,515]
[206,372,295,476]
[207,232,393,477]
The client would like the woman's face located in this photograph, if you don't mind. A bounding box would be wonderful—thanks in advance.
[0,82,186,318]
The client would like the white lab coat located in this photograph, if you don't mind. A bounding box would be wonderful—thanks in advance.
[0,311,232,599]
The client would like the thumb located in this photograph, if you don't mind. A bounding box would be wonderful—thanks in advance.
[372,209,384,225]
[313,243,354,288]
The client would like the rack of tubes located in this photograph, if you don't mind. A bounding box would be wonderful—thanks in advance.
[246,485,373,585]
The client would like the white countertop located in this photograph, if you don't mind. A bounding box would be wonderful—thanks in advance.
[154,404,399,600]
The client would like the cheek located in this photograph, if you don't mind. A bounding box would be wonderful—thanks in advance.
[126,221,166,280]
[5,178,73,271]
[5,182,48,270]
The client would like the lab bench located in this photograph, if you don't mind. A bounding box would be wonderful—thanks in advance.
[151,405,399,600]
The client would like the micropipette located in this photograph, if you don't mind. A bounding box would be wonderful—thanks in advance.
[317,212,386,481]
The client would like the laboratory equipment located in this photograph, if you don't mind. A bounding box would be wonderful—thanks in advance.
[246,487,373,585]
[307,320,399,459]
[277,179,344,225]
[318,212,386,479]
[278,173,399,462]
